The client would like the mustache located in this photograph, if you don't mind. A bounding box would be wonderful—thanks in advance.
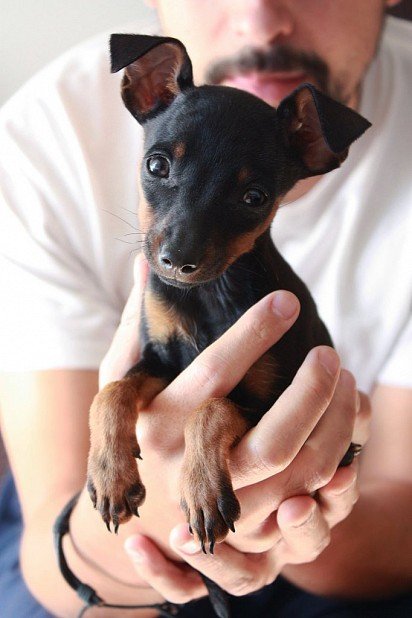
[205,44,330,97]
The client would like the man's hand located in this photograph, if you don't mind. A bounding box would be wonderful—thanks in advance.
[123,463,360,603]
[97,254,370,602]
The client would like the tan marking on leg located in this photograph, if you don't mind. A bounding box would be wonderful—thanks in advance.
[181,397,251,550]
[87,373,167,529]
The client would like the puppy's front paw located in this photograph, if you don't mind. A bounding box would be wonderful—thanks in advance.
[87,448,145,533]
[87,377,148,533]
[180,456,240,554]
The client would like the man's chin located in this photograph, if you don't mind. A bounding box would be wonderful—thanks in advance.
[222,72,309,106]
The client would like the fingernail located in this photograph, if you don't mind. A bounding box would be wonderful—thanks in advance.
[124,536,144,563]
[330,475,357,496]
[317,347,340,376]
[272,292,298,319]
[340,369,356,390]
[170,525,201,555]
[291,502,316,528]
[178,540,201,555]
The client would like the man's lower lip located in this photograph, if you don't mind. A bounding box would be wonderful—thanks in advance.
[222,73,307,105]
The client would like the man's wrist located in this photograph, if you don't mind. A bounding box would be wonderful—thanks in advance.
[67,528,152,591]
[69,488,164,606]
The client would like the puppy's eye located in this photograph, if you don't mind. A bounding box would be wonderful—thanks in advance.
[242,188,267,207]
[147,155,170,178]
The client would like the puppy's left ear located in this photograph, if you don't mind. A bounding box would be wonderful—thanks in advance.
[278,83,371,177]
[110,34,194,123]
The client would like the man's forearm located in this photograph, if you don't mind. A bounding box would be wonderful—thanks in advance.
[20,491,161,617]
[281,479,412,598]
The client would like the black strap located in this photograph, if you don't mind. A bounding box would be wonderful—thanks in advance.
[53,492,182,617]
[200,574,230,618]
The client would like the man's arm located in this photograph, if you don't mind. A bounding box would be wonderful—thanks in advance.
[0,286,361,616]
[0,369,162,618]
[280,383,412,598]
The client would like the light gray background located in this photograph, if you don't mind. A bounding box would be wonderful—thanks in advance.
[0,0,155,104]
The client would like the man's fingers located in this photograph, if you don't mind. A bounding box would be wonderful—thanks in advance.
[124,534,206,605]
[231,469,357,559]
[318,462,359,528]
[169,524,276,597]
[290,369,357,492]
[353,391,372,446]
[276,496,331,564]
[231,346,341,487]
[99,254,148,388]
[153,290,300,427]
[230,367,355,533]
[226,511,282,554]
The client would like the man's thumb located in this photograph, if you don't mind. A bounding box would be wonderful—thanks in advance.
[99,253,149,388]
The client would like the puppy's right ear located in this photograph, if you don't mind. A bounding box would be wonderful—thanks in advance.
[110,34,194,123]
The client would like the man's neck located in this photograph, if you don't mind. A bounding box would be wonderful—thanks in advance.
[282,175,322,204]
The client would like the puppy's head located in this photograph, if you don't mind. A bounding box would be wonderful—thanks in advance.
[111,34,370,289]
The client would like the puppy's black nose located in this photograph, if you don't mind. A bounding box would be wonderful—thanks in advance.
[159,252,198,275]
[159,254,174,270]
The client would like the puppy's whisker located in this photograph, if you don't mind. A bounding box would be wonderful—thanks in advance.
[101,209,141,231]
[121,206,139,217]
[251,253,268,273]
[115,238,144,245]
[226,256,262,278]
[128,248,143,259]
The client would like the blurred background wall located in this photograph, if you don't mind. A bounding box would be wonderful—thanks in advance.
[0,0,155,104]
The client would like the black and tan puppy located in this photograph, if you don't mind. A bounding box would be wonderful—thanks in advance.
[87,35,370,557]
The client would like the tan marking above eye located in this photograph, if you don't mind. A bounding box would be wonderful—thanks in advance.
[238,167,250,183]
[173,142,186,158]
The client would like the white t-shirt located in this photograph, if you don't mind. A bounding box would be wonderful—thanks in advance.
[0,17,411,395]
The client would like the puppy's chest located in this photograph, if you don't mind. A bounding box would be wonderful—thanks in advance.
[142,287,282,419]
[143,287,243,356]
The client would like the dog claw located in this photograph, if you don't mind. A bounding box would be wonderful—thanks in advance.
[209,540,215,554]
[339,442,362,467]
[105,521,111,533]
[131,446,143,460]
[87,479,97,509]
[188,525,193,535]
